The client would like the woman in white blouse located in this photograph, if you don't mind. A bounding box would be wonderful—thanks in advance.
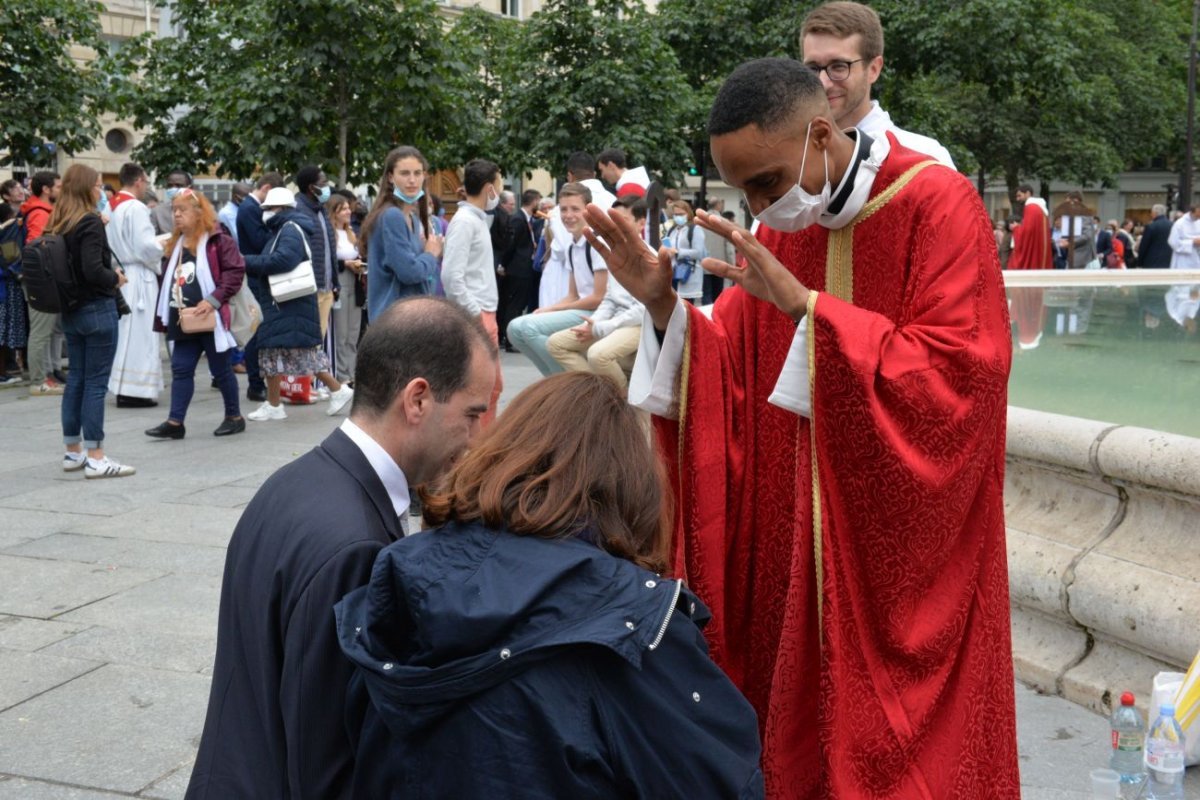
[327,194,365,383]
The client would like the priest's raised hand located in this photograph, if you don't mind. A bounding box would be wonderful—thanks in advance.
[694,209,810,322]
[582,203,675,329]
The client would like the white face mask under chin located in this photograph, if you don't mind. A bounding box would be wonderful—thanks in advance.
[752,121,831,233]
[485,189,500,212]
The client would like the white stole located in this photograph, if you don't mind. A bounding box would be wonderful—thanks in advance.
[157,233,237,352]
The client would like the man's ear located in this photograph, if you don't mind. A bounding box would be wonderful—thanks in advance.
[398,377,432,425]
[866,55,883,86]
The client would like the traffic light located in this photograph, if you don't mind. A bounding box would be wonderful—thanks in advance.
[688,165,700,176]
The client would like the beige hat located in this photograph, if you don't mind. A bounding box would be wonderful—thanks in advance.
[262,187,295,208]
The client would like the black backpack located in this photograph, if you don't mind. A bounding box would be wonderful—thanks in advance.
[21,234,80,313]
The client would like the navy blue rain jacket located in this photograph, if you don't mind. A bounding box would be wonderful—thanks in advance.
[335,522,764,799]
[244,210,321,350]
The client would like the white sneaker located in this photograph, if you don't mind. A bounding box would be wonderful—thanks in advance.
[316,386,331,401]
[85,456,136,479]
[247,401,287,422]
[63,451,87,472]
[327,385,353,416]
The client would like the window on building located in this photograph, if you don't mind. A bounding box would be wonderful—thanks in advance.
[501,0,521,19]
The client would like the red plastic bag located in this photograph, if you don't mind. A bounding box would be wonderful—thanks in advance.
[280,375,315,404]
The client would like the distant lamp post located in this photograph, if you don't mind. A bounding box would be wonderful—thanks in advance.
[1183,0,1199,208]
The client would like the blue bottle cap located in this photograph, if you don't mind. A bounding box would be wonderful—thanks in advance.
[1159,704,1175,716]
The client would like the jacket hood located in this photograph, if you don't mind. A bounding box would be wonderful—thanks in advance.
[336,522,707,737]
[19,196,52,216]
[265,207,314,234]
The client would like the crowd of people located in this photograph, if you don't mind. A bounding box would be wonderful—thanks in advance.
[3,0,1197,797]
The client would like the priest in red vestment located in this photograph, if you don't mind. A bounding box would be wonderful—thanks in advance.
[584,58,1019,799]
[1008,184,1053,349]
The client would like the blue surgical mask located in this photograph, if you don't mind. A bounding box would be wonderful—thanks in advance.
[316,185,331,204]
[97,191,110,214]
[165,187,181,201]
[393,187,424,204]
[672,214,687,227]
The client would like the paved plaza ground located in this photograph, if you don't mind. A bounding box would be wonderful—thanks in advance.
[0,351,1196,798]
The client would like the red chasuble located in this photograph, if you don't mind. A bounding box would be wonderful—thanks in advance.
[655,136,1019,798]
[1008,200,1053,348]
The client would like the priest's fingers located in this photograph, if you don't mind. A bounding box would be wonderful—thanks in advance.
[700,257,740,281]
[581,227,615,263]
[695,208,750,243]
[584,203,638,248]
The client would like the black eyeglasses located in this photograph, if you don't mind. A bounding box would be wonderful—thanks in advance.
[804,59,864,82]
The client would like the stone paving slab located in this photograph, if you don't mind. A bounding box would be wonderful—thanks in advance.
[0,616,87,652]
[0,664,209,795]
[0,649,101,712]
[54,574,221,638]
[0,509,103,540]
[72,504,243,548]
[0,556,163,619]
[0,777,130,799]
[165,484,257,510]
[40,627,216,676]
[3,533,227,578]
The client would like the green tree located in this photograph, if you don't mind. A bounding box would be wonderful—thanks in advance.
[502,0,694,180]
[0,0,110,166]
[438,7,523,174]
[111,0,454,185]
[875,0,1189,196]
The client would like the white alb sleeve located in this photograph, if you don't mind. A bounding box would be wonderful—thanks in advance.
[766,315,812,418]
[627,298,689,419]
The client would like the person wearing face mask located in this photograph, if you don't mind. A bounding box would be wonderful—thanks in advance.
[153,169,193,236]
[360,146,443,324]
[584,58,1017,798]
[292,166,339,347]
[440,159,504,426]
[666,201,705,304]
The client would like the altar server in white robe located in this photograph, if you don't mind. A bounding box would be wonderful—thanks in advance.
[107,162,166,406]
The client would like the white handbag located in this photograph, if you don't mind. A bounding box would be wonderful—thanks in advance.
[268,222,317,303]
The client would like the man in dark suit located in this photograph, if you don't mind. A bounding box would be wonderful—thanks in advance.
[1136,204,1173,268]
[498,189,543,350]
[235,172,284,402]
[185,297,498,800]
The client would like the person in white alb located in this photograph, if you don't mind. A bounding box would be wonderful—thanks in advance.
[106,162,165,408]
[546,198,645,390]
[508,182,610,377]
[1165,203,1200,332]
[801,1,955,169]
[441,158,504,425]
[538,152,616,310]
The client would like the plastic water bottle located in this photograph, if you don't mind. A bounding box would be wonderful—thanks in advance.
[1109,691,1145,784]
[1144,703,1186,799]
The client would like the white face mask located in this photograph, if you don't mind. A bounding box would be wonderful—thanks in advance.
[484,187,500,212]
[262,210,277,222]
[752,121,831,233]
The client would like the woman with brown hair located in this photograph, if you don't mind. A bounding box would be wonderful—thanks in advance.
[145,188,246,439]
[50,164,135,478]
[326,193,364,383]
[360,146,442,323]
[336,372,764,798]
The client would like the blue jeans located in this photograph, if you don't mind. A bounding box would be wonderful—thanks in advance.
[61,297,118,449]
[169,335,240,423]
[506,310,587,377]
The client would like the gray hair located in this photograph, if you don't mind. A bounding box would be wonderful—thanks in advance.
[1152,203,1166,217]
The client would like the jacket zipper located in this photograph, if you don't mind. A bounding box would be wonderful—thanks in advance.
[647,580,683,651]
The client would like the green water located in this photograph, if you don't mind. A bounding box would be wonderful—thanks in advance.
[1006,286,1200,439]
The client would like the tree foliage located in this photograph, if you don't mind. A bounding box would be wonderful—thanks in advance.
[110,0,455,185]
[875,0,1189,193]
[0,0,110,166]
[501,0,693,180]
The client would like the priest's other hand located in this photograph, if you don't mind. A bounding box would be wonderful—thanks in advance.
[583,203,677,329]
[695,209,810,322]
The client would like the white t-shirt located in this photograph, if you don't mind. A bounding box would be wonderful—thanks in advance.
[335,228,358,262]
[566,235,606,298]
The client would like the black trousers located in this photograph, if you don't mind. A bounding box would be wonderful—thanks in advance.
[499,268,535,339]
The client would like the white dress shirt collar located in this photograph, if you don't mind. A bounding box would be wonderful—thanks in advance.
[339,419,411,524]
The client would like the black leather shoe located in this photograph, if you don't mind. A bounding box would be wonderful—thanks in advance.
[213,417,246,437]
[117,395,158,408]
[247,388,267,402]
[145,421,186,439]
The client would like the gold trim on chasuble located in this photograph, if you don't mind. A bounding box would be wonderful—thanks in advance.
[810,159,937,644]
[675,316,693,583]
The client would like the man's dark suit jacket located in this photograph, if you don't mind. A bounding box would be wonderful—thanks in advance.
[185,428,403,800]
[1137,215,1173,268]
[502,208,538,276]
